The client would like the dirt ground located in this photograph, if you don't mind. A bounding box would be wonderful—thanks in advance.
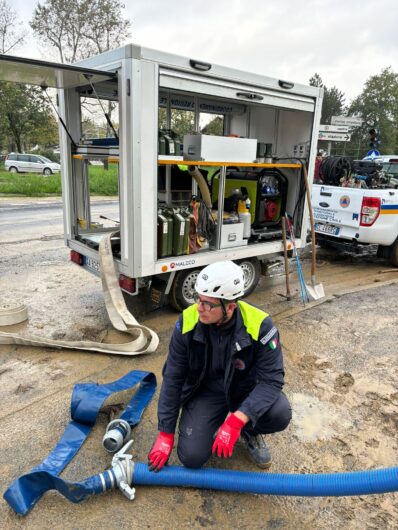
[1,230,398,529]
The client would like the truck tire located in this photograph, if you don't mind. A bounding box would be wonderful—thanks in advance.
[169,268,202,311]
[237,257,261,297]
[389,238,398,267]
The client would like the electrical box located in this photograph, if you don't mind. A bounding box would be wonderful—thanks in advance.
[183,135,257,162]
[213,222,246,249]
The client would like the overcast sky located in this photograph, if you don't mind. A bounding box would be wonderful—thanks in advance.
[9,0,398,105]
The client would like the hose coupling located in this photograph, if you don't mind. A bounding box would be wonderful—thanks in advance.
[103,418,131,453]
[99,440,135,500]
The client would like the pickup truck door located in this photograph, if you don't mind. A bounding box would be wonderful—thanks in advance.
[312,185,365,239]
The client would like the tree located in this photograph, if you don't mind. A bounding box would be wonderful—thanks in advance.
[349,67,398,155]
[0,83,58,152]
[309,73,345,124]
[0,0,26,54]
[201,116,224,136]
[0,2,28,152]
[83,0,131,56]
[30,0,131,63]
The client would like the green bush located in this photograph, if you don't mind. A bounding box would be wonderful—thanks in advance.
[37,149,60,163]
[0,163,119,196]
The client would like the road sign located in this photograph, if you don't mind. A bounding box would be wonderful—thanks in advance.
[318,131,351,142]
[331,115,363,128]
[319,124,349,133]
[366,149,381,158]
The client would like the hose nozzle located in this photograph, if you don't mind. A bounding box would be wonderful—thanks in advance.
[103,419,131,453]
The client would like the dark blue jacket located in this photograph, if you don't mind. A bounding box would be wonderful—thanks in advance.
[158,300,285,433]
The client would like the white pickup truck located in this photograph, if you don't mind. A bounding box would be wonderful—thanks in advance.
[312,158,398,266]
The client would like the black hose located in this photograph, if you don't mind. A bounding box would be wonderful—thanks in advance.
[320,157,352,186]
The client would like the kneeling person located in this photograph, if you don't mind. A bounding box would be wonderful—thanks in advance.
[148,260,291,472]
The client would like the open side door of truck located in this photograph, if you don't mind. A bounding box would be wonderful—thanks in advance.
[0,54,116,89]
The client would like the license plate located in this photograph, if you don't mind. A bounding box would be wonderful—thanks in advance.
[84,256,101,274]
[314,223,340,236]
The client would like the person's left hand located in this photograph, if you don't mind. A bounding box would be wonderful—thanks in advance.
[212,413,246,458]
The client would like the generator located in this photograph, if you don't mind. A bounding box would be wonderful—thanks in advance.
[211,167,288,235]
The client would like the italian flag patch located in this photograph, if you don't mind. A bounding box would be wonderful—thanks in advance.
[269,337,278,350]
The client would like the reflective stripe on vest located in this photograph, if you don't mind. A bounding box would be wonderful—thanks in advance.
[181,301,268,340]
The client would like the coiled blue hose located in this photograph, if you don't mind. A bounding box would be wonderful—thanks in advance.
[133,464,398,496]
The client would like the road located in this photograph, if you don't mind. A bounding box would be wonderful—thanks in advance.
[0,198,397,529]
[0,198,119,243]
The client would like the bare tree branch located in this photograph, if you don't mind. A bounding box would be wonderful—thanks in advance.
[0,0,26,54]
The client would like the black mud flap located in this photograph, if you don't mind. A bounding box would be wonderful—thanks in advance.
[149,275,170,310]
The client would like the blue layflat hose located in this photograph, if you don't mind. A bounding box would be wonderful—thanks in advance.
[3,370,157,516]
[133,464,398,497]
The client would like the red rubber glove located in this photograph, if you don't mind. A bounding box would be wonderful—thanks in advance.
[148,432,175,472]
[212,413,246,458]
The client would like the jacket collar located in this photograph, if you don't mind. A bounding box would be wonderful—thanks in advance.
[192,305,252,351]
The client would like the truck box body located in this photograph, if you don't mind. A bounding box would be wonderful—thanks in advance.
[0,45,323,305]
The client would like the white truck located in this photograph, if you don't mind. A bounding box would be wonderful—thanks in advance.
[0,44,323,309]
[312,158,398,266]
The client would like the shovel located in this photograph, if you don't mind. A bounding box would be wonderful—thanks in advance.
[281,216,292,301]
[302,164,325,301]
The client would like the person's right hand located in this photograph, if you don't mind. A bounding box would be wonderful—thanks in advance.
[148,432,175,472]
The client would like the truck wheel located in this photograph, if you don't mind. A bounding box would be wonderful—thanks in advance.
[169,268,202,311]
[389,239,398,267]
[237,257,261,297]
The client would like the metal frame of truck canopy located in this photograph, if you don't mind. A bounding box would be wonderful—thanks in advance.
[0,45,323,299]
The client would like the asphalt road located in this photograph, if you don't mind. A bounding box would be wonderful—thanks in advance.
[0,198,119,244]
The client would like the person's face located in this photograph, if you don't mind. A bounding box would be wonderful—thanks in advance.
[195,293,236,325]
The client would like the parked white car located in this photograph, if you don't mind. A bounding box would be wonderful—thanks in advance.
[4,153,61,175]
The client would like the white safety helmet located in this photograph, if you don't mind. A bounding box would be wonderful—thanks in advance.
[195,261,245,300]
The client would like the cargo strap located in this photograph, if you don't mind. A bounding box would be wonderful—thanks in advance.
[0,232,159,355]
[3,369,156,515]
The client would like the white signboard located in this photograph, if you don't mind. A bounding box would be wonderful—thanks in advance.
[318,131,351,142]
[319,124,349,133]
[331,115,363,127]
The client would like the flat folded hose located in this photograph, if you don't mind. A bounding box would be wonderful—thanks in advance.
[0,232,159,355]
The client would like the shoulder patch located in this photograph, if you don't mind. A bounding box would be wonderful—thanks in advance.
[175,319,181,332]
[260,326,277,345]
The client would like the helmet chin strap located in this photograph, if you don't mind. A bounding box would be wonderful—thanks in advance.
[216,300,230,326]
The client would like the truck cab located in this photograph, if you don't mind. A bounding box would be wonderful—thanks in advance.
[0,45,323,309]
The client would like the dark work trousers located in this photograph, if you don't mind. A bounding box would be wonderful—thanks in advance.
[176,387,292,469]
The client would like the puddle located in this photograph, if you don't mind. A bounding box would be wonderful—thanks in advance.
[291,392,348,442]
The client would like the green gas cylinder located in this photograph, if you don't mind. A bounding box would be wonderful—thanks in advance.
[157,212,169,258]
[172,209,186,256]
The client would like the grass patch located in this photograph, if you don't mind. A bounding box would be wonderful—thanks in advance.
[0,164,119,196]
